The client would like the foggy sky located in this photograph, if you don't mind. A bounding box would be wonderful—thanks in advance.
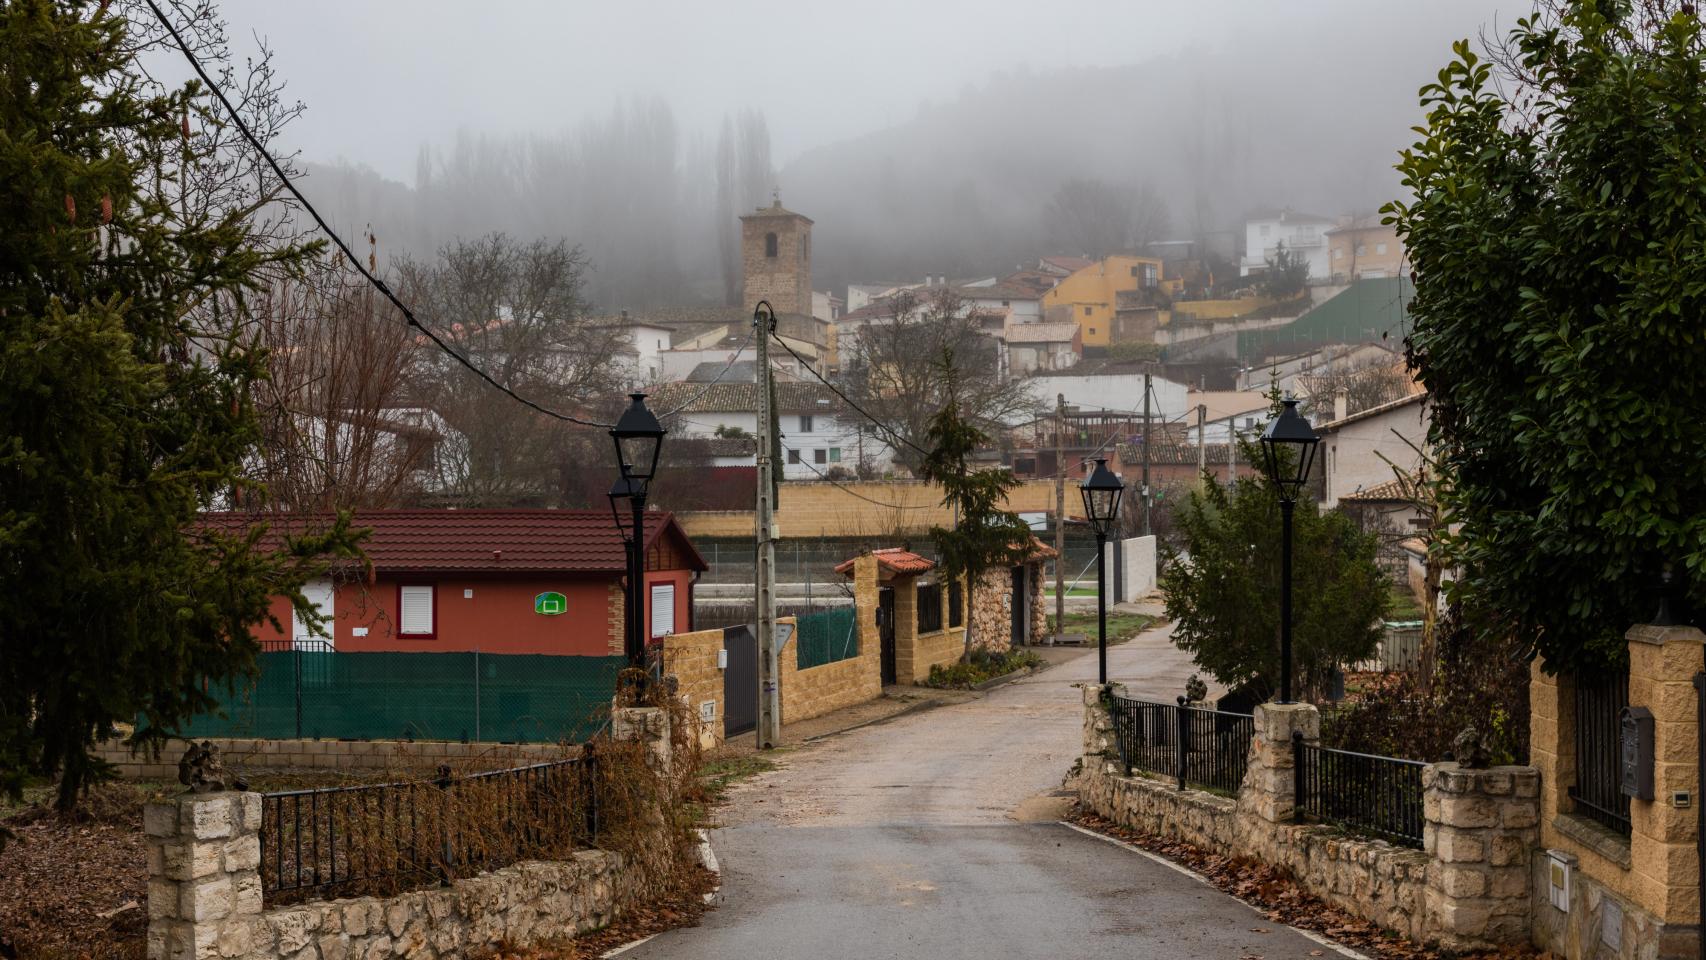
[213,0,1512,187]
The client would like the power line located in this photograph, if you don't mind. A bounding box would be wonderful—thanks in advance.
[142,0,614,430]
[654,322,756,419]
[766,331,932,458]
[777,441,931,510]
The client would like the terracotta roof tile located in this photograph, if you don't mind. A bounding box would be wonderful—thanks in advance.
[833,547,936,577]
[197,509,706,574]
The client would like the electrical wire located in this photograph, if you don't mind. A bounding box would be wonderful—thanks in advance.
[142,0,614,429]
[654,321,756,419]
[778,441,931,510]
[766,331,933,458]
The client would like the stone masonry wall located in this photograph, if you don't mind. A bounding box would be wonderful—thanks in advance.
[778,556,884,720]
[1079,689,1540,952]
[969,569,1010,652]
[100,739,576,781]
[661,627,726,750]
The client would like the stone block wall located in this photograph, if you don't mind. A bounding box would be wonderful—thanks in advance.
[661,627,726,750]
[101,739,577,781]
[778,557,884,720]
[1079,693,1540,952]
[1529,624,1704,960]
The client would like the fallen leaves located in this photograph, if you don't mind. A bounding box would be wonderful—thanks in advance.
[0,784,149,960]
[1070,807,1548,960]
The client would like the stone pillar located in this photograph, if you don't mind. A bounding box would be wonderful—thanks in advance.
[1238,702,1319,824]
[892,576,919,683]
[611,705,673,778]
[1422,764,1540,948]
[1626,623,1705,926]
[1082,681,1127,767]
[145,791,264,960]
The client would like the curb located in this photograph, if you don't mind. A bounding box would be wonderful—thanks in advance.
[969,660,1047,692]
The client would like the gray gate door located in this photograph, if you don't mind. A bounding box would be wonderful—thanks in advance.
[723,625,758,737]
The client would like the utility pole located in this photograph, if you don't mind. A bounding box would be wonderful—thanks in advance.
[1053,393,1067,643]
[754,302,781,749]
[1227,413,1238,484]
[1141,371,1153,536]
[1196,403,1207,482]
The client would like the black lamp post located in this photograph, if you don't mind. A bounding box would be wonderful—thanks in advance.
[609,394,666,677]
[1258,396,1320,705]
[1080,457,1125,687]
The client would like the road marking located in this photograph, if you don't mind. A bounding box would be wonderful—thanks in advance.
[600,933,657,957]
[1055,821,1369,959]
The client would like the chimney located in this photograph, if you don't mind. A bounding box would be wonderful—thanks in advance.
[1333,387,1349,423]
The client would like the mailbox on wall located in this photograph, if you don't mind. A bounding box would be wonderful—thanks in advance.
[1619,706,1655,801]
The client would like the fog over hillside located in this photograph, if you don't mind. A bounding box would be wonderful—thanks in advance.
[278,1,1508,310]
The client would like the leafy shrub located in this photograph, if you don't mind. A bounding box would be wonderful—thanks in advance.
[923,647,1042,689]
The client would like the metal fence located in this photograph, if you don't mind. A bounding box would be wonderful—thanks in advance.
[182,649,623,743]
[1569,670,1632,836]
[259,755,596,904]
[917,583,943,633]
[795,606,858,669]
[1294,736,1426,847]
[1109,694,1255,794]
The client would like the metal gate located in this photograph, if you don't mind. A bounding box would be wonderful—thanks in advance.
[723,625,758,737]
[878,587,897,685]
[1010,566,1027,645]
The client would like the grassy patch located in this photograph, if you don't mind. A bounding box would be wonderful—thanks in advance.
[1047,611,1158,643]
[921,648,1043,689]
[697,753,779,803]
[1386,585,1424,622]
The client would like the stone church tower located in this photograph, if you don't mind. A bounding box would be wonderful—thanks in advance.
[740,197,813,315]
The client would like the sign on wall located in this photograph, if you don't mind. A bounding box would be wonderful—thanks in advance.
[534,591,567,616]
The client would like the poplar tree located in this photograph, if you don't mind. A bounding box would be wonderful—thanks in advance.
[0,0,358,813]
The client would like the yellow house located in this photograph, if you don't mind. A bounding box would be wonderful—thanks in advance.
[1041,255,1165,348]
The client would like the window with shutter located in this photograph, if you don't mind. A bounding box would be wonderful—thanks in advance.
[399,585,435,636]
[650,583,676,637]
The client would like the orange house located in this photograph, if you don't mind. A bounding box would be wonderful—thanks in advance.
[204,510,707,656]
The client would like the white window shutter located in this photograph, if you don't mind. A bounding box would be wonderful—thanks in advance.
[650,583,675,637]
[292,578,335,648]
[400,586,434,635]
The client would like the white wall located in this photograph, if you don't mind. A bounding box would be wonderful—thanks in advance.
[1320,400,1429,508]
[1241,218,1334,280]
[1022,374,1189,420]
[682,410,896,479]
[1101,535,1157,602]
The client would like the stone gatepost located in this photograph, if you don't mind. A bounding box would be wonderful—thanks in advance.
[1082,681,1127,768]
[1423,764,1541,948]
[1239,702,1319,824]
[611,704,673,778]
[145,791,264,960]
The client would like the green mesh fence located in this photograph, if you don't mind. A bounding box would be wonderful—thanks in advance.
[795,607,858,670]
[179,651,624,743]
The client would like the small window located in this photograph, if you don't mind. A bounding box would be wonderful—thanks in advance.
[788,449,801,464]
[1259,225,1271,237]
[1130,266,1140,277]
[814,449,827,464]
[1334,248,1344,260]
[1089,328,1097,336]
[1001,300,1010,307]
[1376,242,1388,255]
[828,447,841,462]
[917,583,943,633]
[948,581,963,628]
[1083,306,1092,316]
[650,582,675,638]
[765,232,778,258]
[1356,244,1367,256]
[799,415,814,433]
[399,585,435,637]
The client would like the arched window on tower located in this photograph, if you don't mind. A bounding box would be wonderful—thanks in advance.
[765,232,778,258]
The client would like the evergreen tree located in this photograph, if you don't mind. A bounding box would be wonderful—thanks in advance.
[0,0,359,813]
[916,350,1034,658]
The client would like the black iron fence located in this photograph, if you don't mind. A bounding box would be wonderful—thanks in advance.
[259,755,597,905]
[1568,670,1632,837]
[1294,736,1426,847]
[1109,694,1254,794]
[917,583,943,633]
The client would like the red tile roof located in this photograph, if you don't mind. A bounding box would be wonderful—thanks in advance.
[197,509,706,574]
[833,547,936,577]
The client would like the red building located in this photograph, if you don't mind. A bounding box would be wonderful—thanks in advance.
[206,510,706,656]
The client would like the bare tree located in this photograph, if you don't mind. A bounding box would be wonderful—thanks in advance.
[1130,182,1174,253]
[1298,354,1410,421]
[714,110,776,305]
[838,288,1041,473]
[1044,178,1136,260]
[249,239,430,511]
[396,235,624,505]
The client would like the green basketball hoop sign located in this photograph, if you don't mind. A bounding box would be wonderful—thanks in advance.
[534,591,567,616]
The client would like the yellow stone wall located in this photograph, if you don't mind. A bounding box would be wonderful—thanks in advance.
[677,479,1068,539]
[661,627,728,751]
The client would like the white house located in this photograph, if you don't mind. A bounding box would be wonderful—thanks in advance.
[1240,208,1335,281]
[1315,391,1429,509]
[644,381,896,480]
[614,321,672,387]
[1004,320,1080,375]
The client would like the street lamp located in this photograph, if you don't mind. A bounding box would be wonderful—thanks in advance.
[609,394,666,680]
[1080,457,1125,687]
[1259,395,1319,705]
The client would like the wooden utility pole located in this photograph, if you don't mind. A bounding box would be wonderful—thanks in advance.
[1227,413,1238,483]
[1196,403,1207,481]
[754,303,780,749]
[1053,393,1067,643]
[1141,371,1153,536]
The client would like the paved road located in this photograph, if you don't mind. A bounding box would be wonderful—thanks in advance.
[625,622,1332,960]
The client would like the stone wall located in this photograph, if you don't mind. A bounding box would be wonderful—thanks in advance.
[966,565,1047,651]
[1529,624,1704,960]
[777,556,884,720]
[100,739,576,781]
[661,627,726,750]
[1079,687,1540,952]
[675,479,1068,539]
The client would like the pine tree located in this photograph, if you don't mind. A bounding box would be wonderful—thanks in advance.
[916,350,1034,658]
[0,0,360,813]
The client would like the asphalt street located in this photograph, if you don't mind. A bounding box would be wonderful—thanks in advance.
[625,620,1343,960]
